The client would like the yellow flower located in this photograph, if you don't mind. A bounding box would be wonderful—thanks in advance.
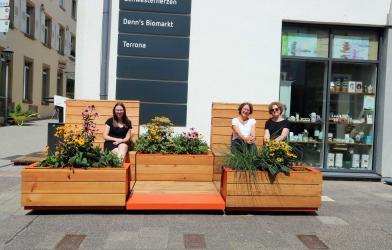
[277,157,283,162]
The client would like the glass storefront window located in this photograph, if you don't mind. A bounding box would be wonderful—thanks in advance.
[332,30,379,61]
[280,23,380,172]
[281,26,329,58]
[280,60,326,168]
[327,63,376,170]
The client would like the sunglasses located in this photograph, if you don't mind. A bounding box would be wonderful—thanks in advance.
[270,108,280,112]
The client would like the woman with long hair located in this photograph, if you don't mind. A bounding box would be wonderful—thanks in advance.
[103,102,132,159]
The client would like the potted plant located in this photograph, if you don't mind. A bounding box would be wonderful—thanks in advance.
[221,141,322,211]
[21,106,129,209]
[135,117,213,181]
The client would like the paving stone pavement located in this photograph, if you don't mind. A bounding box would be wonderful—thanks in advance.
[1,120,392,249]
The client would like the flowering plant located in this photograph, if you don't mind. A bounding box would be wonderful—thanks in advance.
[173,128,209,154]
[223,140,300,177]
[135,116,176,154]
[39,106,123,168]
[136,117,209,154]
[257,140,299,176]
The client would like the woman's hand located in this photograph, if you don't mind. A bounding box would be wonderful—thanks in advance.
[112,138,123,145]
[246,135,255,144]
[264,136,270,143]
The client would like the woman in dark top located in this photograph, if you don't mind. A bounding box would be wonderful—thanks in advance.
[264,101,290,142]
[103,102,132,159]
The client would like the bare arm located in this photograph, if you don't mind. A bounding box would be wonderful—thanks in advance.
[232,125,248,141]
[103,124,120,142]
[247,123,256,144]
[275,128,289,141]
[264,129,271,142]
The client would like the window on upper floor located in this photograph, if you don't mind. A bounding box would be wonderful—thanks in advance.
[59,0,65,10]
[26,3,35,37]
[71,34,76,57]
[44,15,51,47]
[72,0,77,20]
[58,25,65,54]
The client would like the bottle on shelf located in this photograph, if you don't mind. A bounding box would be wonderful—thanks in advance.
[335,78,342,92]
[342,77,348,92]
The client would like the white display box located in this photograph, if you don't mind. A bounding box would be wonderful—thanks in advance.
[335,153,343,168]
[328,153,335,168]
[361,154,370,169]
[352,154,360,168]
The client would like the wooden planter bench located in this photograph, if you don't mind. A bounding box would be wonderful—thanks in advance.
[210,102,322,211]
[21,100,140,210]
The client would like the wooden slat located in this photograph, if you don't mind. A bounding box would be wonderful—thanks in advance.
[226,183,322,196]
[211,127,264,136]
[212,103,268,111]
[22,168,127,182]
[22,194,125,206]
[136,173,213,182]
[211,135,264,144]
[212,110,269,119]
[66,106,140,116]
[226,170,322,185]
[66,115,140,126]
[212,118,268,127]
[136,153,213,165]
[22,182,126,194]
[225,195,321,208]
[67,100,140,108]
[137,165,213,175]
[132,181,219,194]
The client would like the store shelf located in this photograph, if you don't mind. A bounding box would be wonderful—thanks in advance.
[289,121,322,124]
[328,122,373,126]
[328,142,372,147]
[289,141,323,144]
[330,91,375,96]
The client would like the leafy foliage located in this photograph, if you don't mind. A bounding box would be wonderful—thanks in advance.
[136,117,209,154]
[39,106,123,168]
[8,103,38,126]
[223,140,300,177]
[172,128,209,154]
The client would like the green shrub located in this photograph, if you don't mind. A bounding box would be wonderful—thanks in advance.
[9,103,38,126]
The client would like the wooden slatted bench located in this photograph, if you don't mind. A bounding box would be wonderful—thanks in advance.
[65,99,141,190]
[210,103,270,181]
[21,100,140,210]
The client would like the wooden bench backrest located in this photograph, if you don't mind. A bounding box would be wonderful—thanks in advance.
[65,100,140,148]
[210,103,270,154]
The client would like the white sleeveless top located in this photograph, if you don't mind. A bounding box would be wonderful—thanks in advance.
[231,118,256,140]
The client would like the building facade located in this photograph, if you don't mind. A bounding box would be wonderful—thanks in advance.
[0,0,77,123]
[75,0,392,178]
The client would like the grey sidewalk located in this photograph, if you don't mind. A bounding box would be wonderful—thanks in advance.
[0,119,56,167]
[0,120,392,249]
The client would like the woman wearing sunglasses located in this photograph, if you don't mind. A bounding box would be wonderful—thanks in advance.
[264,101,290,142]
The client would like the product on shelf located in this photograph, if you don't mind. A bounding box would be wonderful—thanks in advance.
[328,153,335,168]
[352,154,360,168]
[335,153,343,168]
[361,154,369,169]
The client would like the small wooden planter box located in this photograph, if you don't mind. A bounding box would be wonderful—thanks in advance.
[221,167,322,211]
[136,152,213,181]
[21,163,130,209]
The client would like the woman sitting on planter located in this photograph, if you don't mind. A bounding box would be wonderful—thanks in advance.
[103,102,132,159]
[264,101,290,142]
[231,102,256,153]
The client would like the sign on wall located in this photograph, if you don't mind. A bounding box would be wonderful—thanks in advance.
[117,0,192,125]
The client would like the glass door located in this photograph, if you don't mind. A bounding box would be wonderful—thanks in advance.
[326,62,376,171]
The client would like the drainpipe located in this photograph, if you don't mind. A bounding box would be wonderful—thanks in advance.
[100,0,112,100]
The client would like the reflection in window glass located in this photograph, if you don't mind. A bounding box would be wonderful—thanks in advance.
[282,26,329,58]
[332,30,379,60]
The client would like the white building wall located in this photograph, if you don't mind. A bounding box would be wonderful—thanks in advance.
[74,0,103,99]
[75,0,392,175]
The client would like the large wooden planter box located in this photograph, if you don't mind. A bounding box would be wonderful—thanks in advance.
[221,167,322,211]
[21,163,130,209]
[135,152,213,181]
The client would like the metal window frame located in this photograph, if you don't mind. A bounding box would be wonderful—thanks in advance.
[280,22,383,174]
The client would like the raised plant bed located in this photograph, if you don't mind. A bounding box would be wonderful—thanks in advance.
[220,166,322,211]
[21,162,130,210]
[135,152,214,181]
